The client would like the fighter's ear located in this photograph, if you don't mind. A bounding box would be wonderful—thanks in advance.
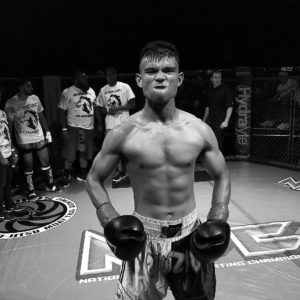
[177,72,184,87]
[135,73,142,88]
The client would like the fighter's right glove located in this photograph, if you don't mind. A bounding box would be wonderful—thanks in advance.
[190,220,230,263]
[104,215,147,261]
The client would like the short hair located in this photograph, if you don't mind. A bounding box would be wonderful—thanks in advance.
[211,69,222,77]
[138,40,180,67]
[73,71,86,80]
[17,77,32,88]
[105,67,117,75]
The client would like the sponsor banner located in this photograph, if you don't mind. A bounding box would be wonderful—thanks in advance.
[277,177,300,191]
[235,67,251,159]
[43,75,61,127]
[0,196,76,239]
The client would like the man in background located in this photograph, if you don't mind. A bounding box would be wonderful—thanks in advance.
[95,67,135,183]
[203,70,234,154]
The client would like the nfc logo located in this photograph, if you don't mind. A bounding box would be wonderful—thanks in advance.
[76,230,122,281]
[231,221,300,258]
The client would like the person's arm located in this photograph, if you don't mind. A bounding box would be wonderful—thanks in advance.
[202,107,209,122]
[118,97,136,112]
[108,98,136,115]
[220,106,233,129]
[38,112,49,132]
[199,122,230,221]
[86,128,122,227]
[58,107,68,129]
[38,112,53,143]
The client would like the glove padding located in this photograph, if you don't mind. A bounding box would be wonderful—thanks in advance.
[104,215,147,261]
[190,220,230,263]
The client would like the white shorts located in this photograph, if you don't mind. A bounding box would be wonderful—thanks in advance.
[115,209,216,300]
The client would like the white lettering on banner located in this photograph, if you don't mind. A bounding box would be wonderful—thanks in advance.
[231,221,300,257]
[216,255,300,269]
[79,275,120,284]
[235,86,251,147]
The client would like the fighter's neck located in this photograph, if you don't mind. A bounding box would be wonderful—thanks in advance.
[142,99,179,124]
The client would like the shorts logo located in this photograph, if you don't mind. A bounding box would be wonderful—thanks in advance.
[0,196,76,239]
[76,230,121,283]
[231,221,300,259]
[277,177,300,191]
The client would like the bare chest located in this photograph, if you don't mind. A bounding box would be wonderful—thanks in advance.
[122,125,204,167]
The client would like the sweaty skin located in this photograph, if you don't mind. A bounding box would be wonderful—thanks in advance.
[86,56,230,226]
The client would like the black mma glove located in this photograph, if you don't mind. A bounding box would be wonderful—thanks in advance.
[104,215,147,261]
[190,219,231,263]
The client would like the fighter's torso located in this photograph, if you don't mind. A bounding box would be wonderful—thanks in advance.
[120,110,206,220]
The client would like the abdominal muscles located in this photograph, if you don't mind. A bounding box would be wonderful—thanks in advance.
[127,163,196,220]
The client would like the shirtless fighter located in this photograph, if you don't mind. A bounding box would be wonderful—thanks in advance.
[86,40,231,300]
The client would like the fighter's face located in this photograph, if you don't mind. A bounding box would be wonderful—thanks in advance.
[136,57,184,104]
[20,81,34,96]
[211,72,222,88]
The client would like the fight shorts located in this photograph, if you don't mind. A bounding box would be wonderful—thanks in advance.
[62,126,94,161]
[17,139,47,154]
[115,209,216,300]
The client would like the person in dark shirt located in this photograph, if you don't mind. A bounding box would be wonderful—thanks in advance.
[203,70,234,153]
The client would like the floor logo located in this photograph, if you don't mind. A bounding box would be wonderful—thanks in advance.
[0,196,77,239]
[76,230,121,283]
[231,221,300,259]
[277,177,300,191]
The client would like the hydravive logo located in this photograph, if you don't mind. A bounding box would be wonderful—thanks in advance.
[235,84,251,158]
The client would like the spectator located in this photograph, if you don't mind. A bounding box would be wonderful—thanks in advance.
[203,70,234,153]
[5,78,59,201]
[57,71,97,187]
[95,67,135,183]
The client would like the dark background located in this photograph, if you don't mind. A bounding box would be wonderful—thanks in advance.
[1,0,300,77]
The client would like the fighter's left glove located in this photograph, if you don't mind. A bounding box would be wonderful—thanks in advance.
[190,220,230,263]
[104,215,147,261]
[190,204,230,263]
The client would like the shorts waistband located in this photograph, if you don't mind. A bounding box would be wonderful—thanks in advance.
[133,209,198,241]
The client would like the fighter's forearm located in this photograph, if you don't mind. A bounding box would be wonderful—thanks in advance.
[86,174,119,227]
[208,174,231,221]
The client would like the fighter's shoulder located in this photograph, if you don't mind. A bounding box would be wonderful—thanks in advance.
[108,112,140,139]
[180,110,213,137]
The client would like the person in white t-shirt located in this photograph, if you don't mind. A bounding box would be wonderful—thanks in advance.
[58,71,97,187]
[0,86,26,221]
[95,67,135,183]
[5,79,59,201]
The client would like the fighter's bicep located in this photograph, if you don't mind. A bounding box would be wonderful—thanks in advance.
[89,129,122,181]
[202,148,227,179]
[92,150,120,180]
[198,121,227,178]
